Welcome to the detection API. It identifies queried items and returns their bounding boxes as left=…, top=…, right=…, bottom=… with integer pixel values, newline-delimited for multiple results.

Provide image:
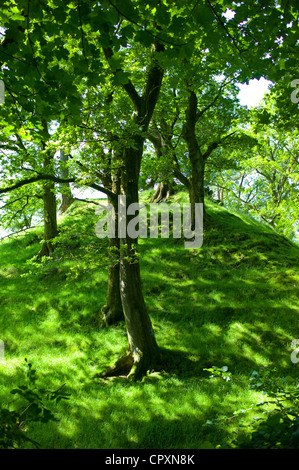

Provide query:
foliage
left=233, top=368, right=299, bottom=449
left=0, top=0, right=299, bottom=447
left=212, top=95, right=299, bottom=241
left=202, top=366, right=299, bottom=449
left=203, top=365, right=232, bottom=382
left=0, top=359, right=70, bottom=449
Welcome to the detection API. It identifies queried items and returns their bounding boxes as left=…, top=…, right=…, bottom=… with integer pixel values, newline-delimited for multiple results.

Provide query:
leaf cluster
left=235, top=368, right=299, bottom=449
left=0, top=358, right=71, bottom=449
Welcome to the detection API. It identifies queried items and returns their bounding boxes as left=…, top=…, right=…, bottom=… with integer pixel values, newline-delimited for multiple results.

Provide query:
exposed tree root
left=96, top=352, right=134, bottom=379
left=100, top=304, right=124, bottom=328
left=37, top=241, right=55, bottom=258
left=150, top=182, right=172, bottom=203
left=95, top=349, right=161, bottom=381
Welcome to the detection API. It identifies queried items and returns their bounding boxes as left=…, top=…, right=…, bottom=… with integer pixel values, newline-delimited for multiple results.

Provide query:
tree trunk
left=59, top=150, right=74, bottom=213
left=38, top=152, right=58, bottom=257
left=147, top=128, right=173, bottom=203
left=183, top=90, right=209, bottom=228
left=119, top=143, right=160, bottom=378
left=101, top=236, right=123, bottom=326
left=99, top=39, right=164, bottom=379
left=150, top=181, right=173, bottom=203
left=189, top=154, right=206, bottom=230
left=120, top=245, right=160, bottom=378
left=101, top=174, right=124, bottom=327
left=60, top=192, right=74, bottom=213
left=38, top=181, right=58, bottom=257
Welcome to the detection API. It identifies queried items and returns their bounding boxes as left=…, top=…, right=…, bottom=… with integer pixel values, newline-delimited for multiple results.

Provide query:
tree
left=0, top=0, right=298, bottom=378
left=145, top=71, right=245, bottom=228
left=0, top=0, right=167, bottom=376
left=216, top=106, right=299, bottom=240
left=0, top=103, right=59, bottom=255
left=58, top=150, right=74, bottom=213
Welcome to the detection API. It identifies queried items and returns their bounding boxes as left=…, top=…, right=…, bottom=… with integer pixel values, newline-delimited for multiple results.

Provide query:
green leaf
left=135, top=29, right=153, bottom=47
left=267, top=413, right=284, bottom=428
left=195, top=5, right=214, bottom=26
left=112, top=0, right=140, bottom=23
left=112, top=70, right=130, bottom=86
left=107, top=55, right=123, bottom=72
left=279, top=59, right=286, bottom=70
left=155, top=5, right=171, bottom=26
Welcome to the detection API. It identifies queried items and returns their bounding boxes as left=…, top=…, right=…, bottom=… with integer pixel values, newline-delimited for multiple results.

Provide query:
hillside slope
left=0, top=194, right=298, bottom=448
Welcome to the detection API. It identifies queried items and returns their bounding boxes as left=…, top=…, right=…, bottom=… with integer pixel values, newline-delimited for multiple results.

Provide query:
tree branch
left=0, top=174, right=116, bottom=202
left=102, top=46, right=142, bottom=112
left=206, top=0, right=247, bottom=62
left=196, top=78, right=234, bottom=122
left=202, top=131, right=237, bottom=161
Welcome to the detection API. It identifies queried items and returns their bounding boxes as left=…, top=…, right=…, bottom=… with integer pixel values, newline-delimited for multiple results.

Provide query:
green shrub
left=235, top=368, right=299, bottom=449
left=0, top=359, right=70, bottom=449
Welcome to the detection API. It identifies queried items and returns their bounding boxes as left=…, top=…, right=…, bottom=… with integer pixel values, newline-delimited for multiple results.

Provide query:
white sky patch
left=71, top=186, right=102, bottom=199
left=222, top=9, right=236, bottom=20
left=237, top=78, right=272, bottom=107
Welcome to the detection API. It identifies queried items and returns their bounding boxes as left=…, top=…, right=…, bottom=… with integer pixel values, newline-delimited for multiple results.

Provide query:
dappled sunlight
left=0, top=199, right=298, bottom=448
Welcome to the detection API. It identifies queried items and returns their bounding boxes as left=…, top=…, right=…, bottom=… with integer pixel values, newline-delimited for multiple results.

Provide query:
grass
left=0, top=193, right=298, bottom=448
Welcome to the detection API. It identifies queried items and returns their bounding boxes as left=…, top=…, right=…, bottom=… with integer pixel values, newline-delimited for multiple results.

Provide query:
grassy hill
left=0, top=192, right=298, bottom=449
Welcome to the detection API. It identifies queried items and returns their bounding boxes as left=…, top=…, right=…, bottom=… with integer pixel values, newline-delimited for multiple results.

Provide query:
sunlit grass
left=0, top=196, right=298, bottom=448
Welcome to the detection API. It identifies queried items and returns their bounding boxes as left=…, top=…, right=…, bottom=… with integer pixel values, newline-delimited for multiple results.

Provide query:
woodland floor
left=0, top=192, right=298, bottom=448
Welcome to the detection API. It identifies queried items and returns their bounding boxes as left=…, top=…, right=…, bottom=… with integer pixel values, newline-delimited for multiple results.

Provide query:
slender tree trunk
left=101, top=235, right=123, bottom=326
left=38, top=152, right=58, bottom=257
left=101, top=174, right=124, bottom=326
left=59, top=150, right=74, bottom=213
left=39, top=180, right=58, bottom=256
left=183, top=90, right=208, bottom=228
left=148, top=128, right=173, bottom=203
left=37, top=123, right=58, bottom=257
left=99, top=39, right=164, bottom=379
left=189, top=154, right=205, bottom=230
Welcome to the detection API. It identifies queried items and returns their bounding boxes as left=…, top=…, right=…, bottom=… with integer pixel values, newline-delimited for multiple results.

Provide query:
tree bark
left=38, top=180, right=58, bottom=257
left=38, top=152, right=58, bottom=257
left=99, top=40, right=164, bottom=379
left=147, top=129, right=174, bottom=203
left=101, top=235, right=123, bottom=326
left=183, top=90, right=207, bottom=228
left=189, top=153, right=206, bottom=229
left=150, top=181, right=173, bottom=203
left=59, top=150, right=74, bottom=213
left=119, top=142, right=160, bottom=378
left=101, top=174, right=124, bottom=327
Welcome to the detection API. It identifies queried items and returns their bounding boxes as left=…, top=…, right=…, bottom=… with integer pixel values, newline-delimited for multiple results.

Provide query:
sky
left=237, top=77, right=272, bottom=107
